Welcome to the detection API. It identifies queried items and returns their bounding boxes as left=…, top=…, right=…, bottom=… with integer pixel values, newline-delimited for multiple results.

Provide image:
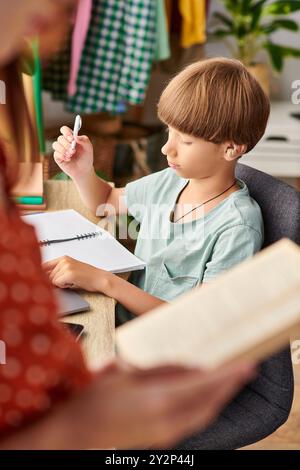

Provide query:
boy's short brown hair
left=157, top=57, right=270, bottom=154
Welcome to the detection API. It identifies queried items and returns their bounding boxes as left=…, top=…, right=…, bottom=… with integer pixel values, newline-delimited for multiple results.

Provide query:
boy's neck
left=187, top=169, right=238, bottom=202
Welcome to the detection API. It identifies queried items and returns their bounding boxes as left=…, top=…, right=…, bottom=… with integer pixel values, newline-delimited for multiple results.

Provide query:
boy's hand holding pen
left=52, top=115, right=94, bottom=180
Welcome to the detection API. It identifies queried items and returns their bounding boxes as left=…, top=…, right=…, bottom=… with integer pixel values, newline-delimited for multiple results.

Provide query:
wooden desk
left=44, top=180, right=115, bottom=371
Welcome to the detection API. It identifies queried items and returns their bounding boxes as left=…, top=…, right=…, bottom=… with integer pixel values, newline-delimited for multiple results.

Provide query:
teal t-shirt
left=116, top=168, right=263, bottom=323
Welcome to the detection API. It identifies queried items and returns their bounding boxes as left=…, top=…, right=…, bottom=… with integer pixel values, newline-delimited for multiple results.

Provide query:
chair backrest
left=177, top=164, right=300, bottom=449
left=230, top=164, right=299, bottom=446
left=236, top=163, right=300, bottom=246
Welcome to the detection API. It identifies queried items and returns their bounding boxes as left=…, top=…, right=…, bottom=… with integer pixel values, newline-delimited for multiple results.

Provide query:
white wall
left=270, top=9, right=300, bottom=99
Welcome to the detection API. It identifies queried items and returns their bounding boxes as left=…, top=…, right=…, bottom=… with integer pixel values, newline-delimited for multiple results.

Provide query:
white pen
left=71, top=114, right=82, bottom=151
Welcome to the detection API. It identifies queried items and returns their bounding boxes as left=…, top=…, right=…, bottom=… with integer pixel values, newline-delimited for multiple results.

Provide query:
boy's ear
left=224, top=143, right=247, bottom=161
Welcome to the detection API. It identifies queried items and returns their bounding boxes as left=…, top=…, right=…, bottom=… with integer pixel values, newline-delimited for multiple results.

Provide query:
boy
left=48, top=57, right=269, bottom=323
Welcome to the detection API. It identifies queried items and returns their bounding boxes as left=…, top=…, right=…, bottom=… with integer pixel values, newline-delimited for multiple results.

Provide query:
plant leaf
left=251, top=0, right=267, bottom=30
left=262, top=19, right=299, bottom=34
left=265, top=42, right=300, bottom=72
left=241, top=0, right=254, bottom=14
left=276, top=44, right=300, bottom=58
left=265, top=1, right=300, bottom=15
left=236, top=23, right=248, bottom=39
left=209, top=28, right=232, bottom=38
left=213, top=11, right=233, bottom=29
left=223, top=0, right=241, bottom=15
left=264, top=42, right=284, bottom=71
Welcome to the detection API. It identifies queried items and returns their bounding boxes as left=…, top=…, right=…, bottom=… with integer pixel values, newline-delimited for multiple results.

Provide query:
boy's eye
left=165, top=127, right=192, bottom=144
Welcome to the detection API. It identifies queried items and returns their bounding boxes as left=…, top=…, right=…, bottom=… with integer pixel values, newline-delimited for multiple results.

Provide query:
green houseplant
left=210, top=0, right=300, bottom=93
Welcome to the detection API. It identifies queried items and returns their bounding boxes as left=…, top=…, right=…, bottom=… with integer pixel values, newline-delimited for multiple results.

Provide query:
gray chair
left=176, top=163, right=300, bottom=450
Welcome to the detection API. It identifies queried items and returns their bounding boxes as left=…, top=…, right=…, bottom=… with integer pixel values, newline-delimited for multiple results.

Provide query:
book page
left=116, top=239, right=300, bottom=369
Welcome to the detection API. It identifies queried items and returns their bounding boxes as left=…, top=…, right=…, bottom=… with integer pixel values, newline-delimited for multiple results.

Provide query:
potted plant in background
left=210, top=0, right=300, bottom=95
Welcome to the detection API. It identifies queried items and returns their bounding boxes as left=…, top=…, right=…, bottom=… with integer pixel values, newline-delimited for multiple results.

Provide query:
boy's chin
left=171, top=167, right=190, bottom=178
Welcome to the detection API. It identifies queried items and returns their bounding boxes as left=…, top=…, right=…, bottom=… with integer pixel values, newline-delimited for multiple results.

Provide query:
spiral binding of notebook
left=39, top=231, right=101, bottom=246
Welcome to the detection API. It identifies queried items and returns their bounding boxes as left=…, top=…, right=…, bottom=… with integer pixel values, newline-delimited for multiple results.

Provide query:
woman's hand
left=43, top=256, right=111, bottom=292
left=64, top=359, right=257, bottom=450
left=52, top=126, right=94, bottom=180
left=0, top=358, right=256, bottom=450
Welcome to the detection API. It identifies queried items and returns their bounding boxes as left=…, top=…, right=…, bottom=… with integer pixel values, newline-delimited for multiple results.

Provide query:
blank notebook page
left=23, top=209, right=145, bottom=273
left=23, top=209, right=104, bottom=241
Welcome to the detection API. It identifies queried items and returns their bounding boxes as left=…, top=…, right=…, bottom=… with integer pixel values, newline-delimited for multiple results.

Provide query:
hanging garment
left=43, top=0, right=156, bottom=114
left=206, top=0, right=211, bottom=19
left=32, top=40, right=46, bottom=153
left=164, top=0, right=172, bottom=29
left=159, top=1, right=206, bottom=75
left=155, top=0, right=171, bottom=61
left=68, top=0, right=92, bottom=96
left=21, top=40, right=45, bottom=155
left=179, top=0, right=206, bottom=48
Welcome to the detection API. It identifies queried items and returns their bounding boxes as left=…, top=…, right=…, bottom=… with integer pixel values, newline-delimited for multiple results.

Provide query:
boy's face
left=161, top=126, right=231, bottom=180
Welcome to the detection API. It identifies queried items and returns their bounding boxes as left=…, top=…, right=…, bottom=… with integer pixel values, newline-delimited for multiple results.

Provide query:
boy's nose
left=161, top=142, right=177, bottom=158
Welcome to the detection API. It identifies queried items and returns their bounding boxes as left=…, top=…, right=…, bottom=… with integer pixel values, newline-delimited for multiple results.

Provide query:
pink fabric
left=68, top=0, right=92, bottom=96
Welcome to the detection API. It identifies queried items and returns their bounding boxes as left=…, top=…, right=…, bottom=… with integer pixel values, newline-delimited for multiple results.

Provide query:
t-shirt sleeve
left=125, top=172, right=158, bottom=224
left=202, top=225, right=263, bottom=283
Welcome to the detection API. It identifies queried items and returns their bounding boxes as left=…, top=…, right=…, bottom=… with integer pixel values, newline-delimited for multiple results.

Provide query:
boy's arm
left=102, top=273, right=166, bottom=316
left=73, top=169, right=127, bottom=216
left=44, top=257, right=165, bottom=316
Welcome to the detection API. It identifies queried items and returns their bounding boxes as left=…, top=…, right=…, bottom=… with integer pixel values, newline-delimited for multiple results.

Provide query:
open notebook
left=23, top=209, right=145, bottom=273
left=116, top=239, right=300, bottom=369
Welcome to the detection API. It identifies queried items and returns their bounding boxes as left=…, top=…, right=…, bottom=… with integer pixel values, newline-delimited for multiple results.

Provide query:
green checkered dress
left=43, top=0, right=156, bottom=113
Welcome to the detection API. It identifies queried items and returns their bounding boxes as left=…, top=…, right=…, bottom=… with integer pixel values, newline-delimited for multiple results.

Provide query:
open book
left=116, top=239, right=300, bottom=369
left=23, top=209, right=145, bottom=273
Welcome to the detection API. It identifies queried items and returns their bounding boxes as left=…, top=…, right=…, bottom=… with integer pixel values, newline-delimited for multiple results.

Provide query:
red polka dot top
left=0, top=149, right=92, bottom=437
